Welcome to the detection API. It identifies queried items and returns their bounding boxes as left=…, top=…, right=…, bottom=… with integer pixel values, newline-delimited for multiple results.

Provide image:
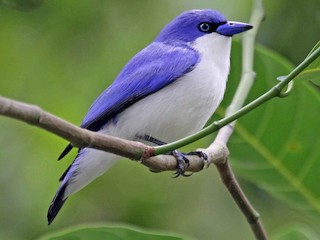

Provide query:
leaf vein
left=234, top=123, right=320, bottom=213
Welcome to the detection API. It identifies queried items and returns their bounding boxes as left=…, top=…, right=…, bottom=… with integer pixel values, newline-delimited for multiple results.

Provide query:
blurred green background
left=0, top=0, right=319, bottom=239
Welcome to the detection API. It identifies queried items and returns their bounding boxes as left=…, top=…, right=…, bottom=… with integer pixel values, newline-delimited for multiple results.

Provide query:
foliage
left=38, top=225, right=190, bottom=240
left=271, top=224, right=319, bottom=240
left=223, top=41, right=320, bottom=215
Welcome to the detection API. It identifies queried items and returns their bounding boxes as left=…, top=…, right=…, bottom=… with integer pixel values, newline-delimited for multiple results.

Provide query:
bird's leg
left=171, top=150, right=192, bottom=178
left=137, top=134, right=207, bottom=177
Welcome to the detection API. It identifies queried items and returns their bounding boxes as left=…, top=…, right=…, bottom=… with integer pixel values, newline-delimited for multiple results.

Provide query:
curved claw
left=172, top=170, right=193, bottom=178
left=171, top=150, right=194, bottom=178
left=187, top=151, right=209, bottom=168
left=187, top=151, right=208, bottom=160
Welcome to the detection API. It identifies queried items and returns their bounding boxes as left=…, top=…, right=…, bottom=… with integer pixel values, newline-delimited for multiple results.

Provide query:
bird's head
left=154, top=9, right=253, bottom=44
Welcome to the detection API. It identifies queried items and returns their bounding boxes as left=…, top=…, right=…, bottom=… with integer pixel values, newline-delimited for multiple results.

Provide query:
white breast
left=104, top=33, right=232, bottom=143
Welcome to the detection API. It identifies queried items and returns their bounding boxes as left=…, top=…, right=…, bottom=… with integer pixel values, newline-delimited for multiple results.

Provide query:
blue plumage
left=81, top=42, right=199, bottom=131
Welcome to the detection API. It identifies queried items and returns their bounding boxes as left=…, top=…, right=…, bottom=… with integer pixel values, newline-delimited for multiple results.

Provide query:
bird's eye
left=198, top=22, right=212, bottom=33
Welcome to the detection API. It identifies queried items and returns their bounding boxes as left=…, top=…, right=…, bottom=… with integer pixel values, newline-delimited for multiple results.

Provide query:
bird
left=47, top=9, right=252, bottom=224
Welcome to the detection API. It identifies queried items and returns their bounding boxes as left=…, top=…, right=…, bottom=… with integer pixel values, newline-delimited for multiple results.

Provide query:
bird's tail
left=47, top=183, right=68, bottom=225
left=47, top=148, right=118, bottom=224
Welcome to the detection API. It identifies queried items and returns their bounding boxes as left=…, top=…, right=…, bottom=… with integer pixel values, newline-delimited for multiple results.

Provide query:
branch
left=0, top=95, right=223, bottom=173
left=0, top=96, right=152, bottom=159
left=214, top=158, right=268, bottom=240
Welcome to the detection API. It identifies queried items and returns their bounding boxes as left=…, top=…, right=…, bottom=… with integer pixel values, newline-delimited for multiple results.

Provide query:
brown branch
left=214, top=156, right=268, bottom=240
left=0, top=95, right=221, bottom=173
left=0, top=95, right=153, bottom=160
left=202, top=128, right=268, bottom=239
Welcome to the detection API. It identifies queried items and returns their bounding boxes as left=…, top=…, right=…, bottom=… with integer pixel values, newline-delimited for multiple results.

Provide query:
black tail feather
left=47, top=184, right=68, bottom=225
left=58, top=144, right=73, bottom=160
left=59, top=164, right=72, bottom=182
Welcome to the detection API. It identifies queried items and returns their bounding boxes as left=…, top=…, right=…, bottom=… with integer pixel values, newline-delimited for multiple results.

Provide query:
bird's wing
left=81, top=42, right=199, bottom=131
left=58, top=42, right=199, bottom=160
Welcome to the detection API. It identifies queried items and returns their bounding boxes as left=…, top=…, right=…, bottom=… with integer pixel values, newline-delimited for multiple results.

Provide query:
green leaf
left=221, top=42, right=320, bottom=215
left=38, top=225, right=191, bottom=240
left=271, top=224, right=319, bottom=240
left=294, top=40, right=320, bottom=86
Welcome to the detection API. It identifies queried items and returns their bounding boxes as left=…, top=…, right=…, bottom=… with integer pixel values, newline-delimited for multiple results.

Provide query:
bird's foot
left=137, top=135, right=208, bottom=177
left=172, top=150, right=208, bottom=178
left=172, top=150, right=191, bottom=178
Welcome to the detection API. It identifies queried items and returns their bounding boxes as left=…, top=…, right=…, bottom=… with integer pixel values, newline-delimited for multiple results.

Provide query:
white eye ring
left=199, top=22, right=211, bottom=32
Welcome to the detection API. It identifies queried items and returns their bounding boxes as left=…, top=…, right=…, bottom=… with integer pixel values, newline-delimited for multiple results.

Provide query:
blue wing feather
left=81, top=42, right=199, bottom=131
